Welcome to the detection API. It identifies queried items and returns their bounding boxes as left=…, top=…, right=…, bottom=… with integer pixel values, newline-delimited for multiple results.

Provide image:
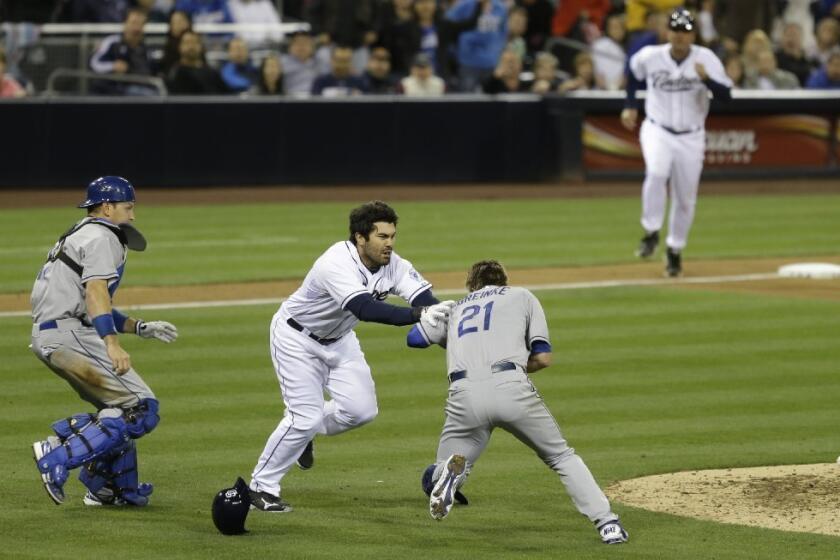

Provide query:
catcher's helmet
left=78, top=176, right=136, bottom=208
left=211, top=477, right=251, bottom=536
left=669, top=8, right=696, bottom=32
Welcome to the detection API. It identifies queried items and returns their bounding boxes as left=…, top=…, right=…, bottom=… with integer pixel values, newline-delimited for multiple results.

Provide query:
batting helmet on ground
left=211, top=477, right=251, bottom=535
left=78, top=176, right=136, bottom=208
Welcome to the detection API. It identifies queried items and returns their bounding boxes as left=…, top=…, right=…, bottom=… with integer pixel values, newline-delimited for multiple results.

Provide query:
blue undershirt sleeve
left=530, top=340, right=552, bottom=355
left=704, top=78, right=732, bottom=101
left=345, top=293, right=421, bottom=326
left=411, top=289, right=438, bottom=307
left=624, top=74, right=644, bottom=109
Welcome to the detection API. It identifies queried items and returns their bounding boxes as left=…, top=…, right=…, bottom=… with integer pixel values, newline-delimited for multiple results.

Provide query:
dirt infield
left=607, top=463, right=840, bottom=537
left=2, top=255, right=839, bottom=313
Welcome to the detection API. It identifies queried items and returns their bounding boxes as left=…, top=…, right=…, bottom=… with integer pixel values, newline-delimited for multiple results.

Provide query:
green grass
left=1, top=287, right=839, bottom=559
left=1, top=193, right=838, bottom=292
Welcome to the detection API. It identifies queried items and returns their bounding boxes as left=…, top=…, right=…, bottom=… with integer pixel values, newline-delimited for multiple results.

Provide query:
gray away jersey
left=444, top=286, right=550, bottom=377
left=31, top=218, right=126, bottom=324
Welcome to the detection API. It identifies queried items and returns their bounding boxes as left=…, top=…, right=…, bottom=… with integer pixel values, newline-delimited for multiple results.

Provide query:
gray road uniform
left=31, top=217, right=154, bottom=408
left=409, top=285, right=618, bottom=526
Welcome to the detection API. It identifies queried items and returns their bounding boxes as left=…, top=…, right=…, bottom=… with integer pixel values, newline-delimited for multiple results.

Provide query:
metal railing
left=45, top=68, right=167, bottom=96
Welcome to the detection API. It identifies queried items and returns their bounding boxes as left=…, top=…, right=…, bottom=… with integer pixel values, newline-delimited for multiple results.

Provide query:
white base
left=777, top=263, right=840, bottom=279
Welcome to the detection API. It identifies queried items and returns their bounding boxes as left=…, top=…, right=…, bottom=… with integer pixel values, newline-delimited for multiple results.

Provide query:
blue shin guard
left=111, top=440, right=152, bottom=505
left=37, top=409, right=129, bottom=479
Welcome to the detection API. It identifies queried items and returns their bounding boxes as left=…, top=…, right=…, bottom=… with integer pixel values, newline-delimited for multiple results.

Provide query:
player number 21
left=457, top=302, right=494, bottom=337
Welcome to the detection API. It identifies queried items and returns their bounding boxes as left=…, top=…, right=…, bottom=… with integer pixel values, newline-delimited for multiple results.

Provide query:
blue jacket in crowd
left=805, top=68, right=840, bottom=89
left=174, top=0, right=233, bottom=23
left=446, top=0, right=507, bottom=70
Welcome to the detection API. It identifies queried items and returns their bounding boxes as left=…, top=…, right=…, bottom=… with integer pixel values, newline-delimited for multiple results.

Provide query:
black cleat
left=296, top=440, right=314, bottom=470
left=454, top=490, right=469, bottom=505
left=250, top=491, right=293, bottom=513
left=665, top=247, right=682, bottom=277
left=635, top=231, right=659, bottom=258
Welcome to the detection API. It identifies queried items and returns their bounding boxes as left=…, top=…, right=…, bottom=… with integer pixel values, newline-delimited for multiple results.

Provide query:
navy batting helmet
left=669, top=8, right=696, bottom=32
left=78, top=176, right=136, bottom=208
left=211, top=477, right=251, bottom=536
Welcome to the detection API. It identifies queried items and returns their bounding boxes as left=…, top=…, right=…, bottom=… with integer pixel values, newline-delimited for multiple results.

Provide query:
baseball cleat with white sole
left=32, top=439, right=65, bottom=505
left=250, top=490, right=293, bottom=513
left=429, top=454, right=467, bottom=521
left=598, top=520, right=629, bottom=544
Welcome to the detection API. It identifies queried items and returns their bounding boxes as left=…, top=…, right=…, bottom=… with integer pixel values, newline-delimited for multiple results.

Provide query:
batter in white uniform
left=621, top=8, right=732, bottom=277
left=249, top=201, right=454, bottom=512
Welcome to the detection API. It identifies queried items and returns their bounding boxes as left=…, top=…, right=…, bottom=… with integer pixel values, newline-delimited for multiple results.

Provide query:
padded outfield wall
left=0, top=92, right=838, bottom=187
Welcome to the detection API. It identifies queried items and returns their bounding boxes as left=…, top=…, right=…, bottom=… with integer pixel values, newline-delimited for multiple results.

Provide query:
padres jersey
left=282, top=241, right=431, bottom=339
left=31, top=218, right=126, bottom=324
left=629, top=44, right=731, bottom=131
left=444, top=286, right=549, bottom=378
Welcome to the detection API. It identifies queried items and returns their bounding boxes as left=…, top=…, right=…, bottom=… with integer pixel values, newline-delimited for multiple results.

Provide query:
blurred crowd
left=0, top=0, right=839, bottom=97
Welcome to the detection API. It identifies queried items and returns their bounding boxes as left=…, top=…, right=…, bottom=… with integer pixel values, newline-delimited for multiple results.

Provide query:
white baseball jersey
left=629, top=44, right=731, bottom=131
left=282, top=241, right=432, bottom=339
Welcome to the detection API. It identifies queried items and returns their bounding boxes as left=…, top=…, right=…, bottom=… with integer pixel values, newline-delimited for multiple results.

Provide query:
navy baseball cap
left=669, top=8, right=696, bottom=32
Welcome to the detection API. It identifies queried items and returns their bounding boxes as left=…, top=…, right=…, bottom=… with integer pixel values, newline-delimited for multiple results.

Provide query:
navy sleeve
left=530, top=341, right=552, bottom=355
left=412, top=289, right=439, bottom=307
left=345, top=293, right=422, bottom=326
left=704, top=78, right=732, bottom=102
left=624, top=73, right=644, bottom=109
left=406, top=325, right=431, bottom=348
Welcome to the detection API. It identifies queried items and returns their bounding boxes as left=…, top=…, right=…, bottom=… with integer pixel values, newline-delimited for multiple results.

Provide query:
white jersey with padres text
left=629, top=44, right=732, bottom=132
left=283, top=240, right=431, bottom=339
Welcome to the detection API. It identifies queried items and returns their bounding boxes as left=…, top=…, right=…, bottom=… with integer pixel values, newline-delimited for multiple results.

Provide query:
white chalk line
left=0, top=272, right=781, bottom=319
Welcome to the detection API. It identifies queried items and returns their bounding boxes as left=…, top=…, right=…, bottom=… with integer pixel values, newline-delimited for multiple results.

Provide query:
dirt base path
left=2, top=255, right=839, bottom=313
left=607, top=463, right=840, bottom=537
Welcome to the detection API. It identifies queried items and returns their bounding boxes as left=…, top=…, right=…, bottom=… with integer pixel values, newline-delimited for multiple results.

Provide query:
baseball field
left=1, top=183, right=839, bottom=559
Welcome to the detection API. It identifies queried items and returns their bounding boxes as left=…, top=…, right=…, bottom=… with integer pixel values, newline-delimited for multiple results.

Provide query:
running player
left=621, top=8, right=732, bottom=277
left=249, top=201, right=454, bottom=512
left=408, top=260, right=628, bottom=545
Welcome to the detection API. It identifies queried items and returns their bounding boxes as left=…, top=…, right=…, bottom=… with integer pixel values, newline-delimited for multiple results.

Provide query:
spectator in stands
left=71, top=0, right=130, bottom=22
left=506, top=6, right=528, bottom=62
left=716, top=0, right=777, bottom=44
left=89, top=8, right=154, bottom=95
left=160, top=10, right=193, bottom=77
left=377, top=0, right=417, bottom=78
left=282, top=31, right=326, bottom=96
left=482, top=47, right=531, bottom=92
left=551, top=0, right=611, bottom=41
left=743, top=49, right=800, bottom=89
left=591, top=13, right=627, bottom=91
left=806, top=47, right=840, bottom=88
left=724, top=53, right=745, bottom=88
left=311, top=45, right=368, bottom=96
left=818, top=0, right=840, bottom=19
left=517, top=0, right=554, bottom=54
left=809, top=17, right=840, bottom=65
left=167, top=30, right=231, bottom=93
left=305, top=0, right=378, bottom=73
left=531, top=51, right=565, bottom=93
left=626, top=10, right=669, bottom=61
left=363, top=46, right=397, bottom=93
left=447, top=0, right=508, bottom=92
left=624, top=0, right=683, bottom=38
left=741, top=29, right=773, bottom=75
left=776, top=22, right=818, bottom=86
left=257, top=53, right=284, bottom=94
left=228, top=0, right=282, bottom=46
left=398, top=52, right=446, bottom=96
left=174, top=0, right=233, bottom=25
left=558, top=51, right=597, bottom=92
left=220, top=37, right=258, bottom=92
left=0, top=47, right=26, bottom=98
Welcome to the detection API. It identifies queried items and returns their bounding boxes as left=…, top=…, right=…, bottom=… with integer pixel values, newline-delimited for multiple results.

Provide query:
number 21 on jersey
left=458, top=301, right=494, bottom=337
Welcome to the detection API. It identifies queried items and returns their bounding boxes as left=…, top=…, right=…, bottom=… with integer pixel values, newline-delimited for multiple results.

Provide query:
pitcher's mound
left=607, top=463, right=840, bottom=536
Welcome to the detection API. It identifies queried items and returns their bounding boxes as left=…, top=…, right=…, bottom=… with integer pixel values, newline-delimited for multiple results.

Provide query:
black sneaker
left=665, top=247, right=682, bottom=277
left=296, top=441, right=314, bottom=470
left=250, top=491, right=293, bottom=513
left=635, top=231, right=659, bottom=258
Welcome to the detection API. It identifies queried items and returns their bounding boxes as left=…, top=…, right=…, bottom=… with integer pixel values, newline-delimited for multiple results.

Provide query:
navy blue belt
left=39, top=320, right=58, bottom=331
left=448, top=361, right=518, bottom=384
left=287, top=318, right=340, bottom=345
left=650, top=118, right=698, bottom=135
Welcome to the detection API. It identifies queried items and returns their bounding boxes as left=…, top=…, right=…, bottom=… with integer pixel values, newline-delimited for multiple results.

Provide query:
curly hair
left=348, top=200, right=398, bottom=242
left=466, top=260, right=508, bottom=292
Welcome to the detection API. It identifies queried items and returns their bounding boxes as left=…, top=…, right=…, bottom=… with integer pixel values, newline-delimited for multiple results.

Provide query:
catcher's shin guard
left=37, top=409, right=129, bottom=478
left=110, top=440, right=153, bottom=506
